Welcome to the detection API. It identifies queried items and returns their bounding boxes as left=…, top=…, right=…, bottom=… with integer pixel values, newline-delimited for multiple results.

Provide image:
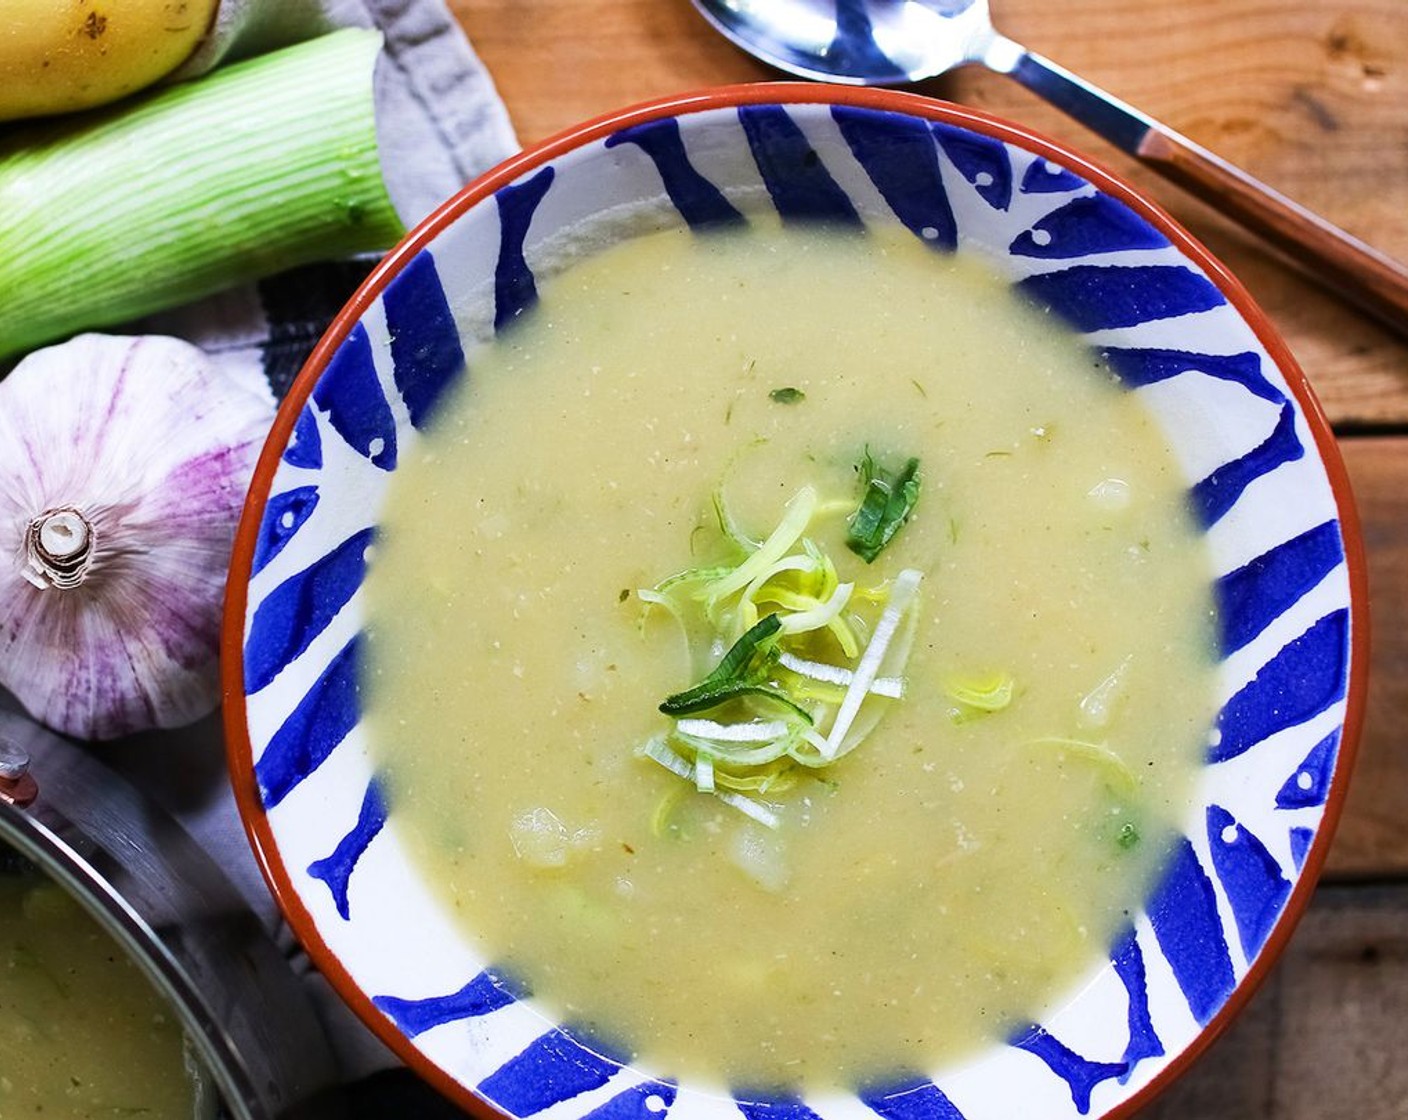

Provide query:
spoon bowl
left=693, top=0, right=1001, bottom=85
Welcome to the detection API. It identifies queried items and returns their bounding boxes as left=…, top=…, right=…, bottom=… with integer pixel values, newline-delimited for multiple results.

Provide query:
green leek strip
left=1027, top=737, right=1138, bottom=796
left=665, top=681, right=813, bottom=723
left=947, top=673, right=1015, bottom=715
left=0, top=29, right=404, bottom=362
left=659, top=614, right=784, bottom=716
left=712, top=485, right=763, bottom=551
left=847, top=452, right=922, bottom=563
left=703, top=486, right=818, bottom=606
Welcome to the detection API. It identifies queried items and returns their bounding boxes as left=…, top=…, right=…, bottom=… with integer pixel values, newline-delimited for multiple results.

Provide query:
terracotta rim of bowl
left=222, top=82, right=1370, bottom=1120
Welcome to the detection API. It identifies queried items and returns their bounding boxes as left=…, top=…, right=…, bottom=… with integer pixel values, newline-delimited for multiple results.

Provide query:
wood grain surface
left=1333, top=438, right=1408, bottom=879
left=1141, top=882, right=1408, bottom=1119
left=439, top=5, right=1408, bottom=1114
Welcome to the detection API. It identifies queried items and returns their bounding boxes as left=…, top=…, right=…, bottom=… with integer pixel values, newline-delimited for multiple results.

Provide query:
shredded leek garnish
left=712, top=487, right=762, bottom=553
left=823, top=568, right=922, bottom=759
left=946, top=672, right=1016, bottom=721
left=776, top=652, right=904, bottom=698
left=636, top=737, right=783, bottom=830
left=704, top=486, right=818, bottom=605
left=635, top=468, right=1132, bottom=835
left=657, top=615, right=811, bottom=721
left=637, top=480, right=924, bottom=828
left=1027, top=736, right=1138, bottom=796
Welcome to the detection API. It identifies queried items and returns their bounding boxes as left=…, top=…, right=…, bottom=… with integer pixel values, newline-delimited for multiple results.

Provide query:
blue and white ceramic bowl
left=224, top=86, right=1367, bottom=1120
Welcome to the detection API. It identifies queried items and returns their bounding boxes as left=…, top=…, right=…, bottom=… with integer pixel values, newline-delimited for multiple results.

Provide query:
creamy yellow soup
left=363, top=221, right=1216, bottom=1091
left=0, top=863, right=198, bottom=1118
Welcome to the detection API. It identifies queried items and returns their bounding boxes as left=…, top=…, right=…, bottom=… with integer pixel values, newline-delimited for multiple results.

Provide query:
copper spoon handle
left=993, top=41, right=1408, bottom=336
left=1135, top=125, right=1408, bottom=331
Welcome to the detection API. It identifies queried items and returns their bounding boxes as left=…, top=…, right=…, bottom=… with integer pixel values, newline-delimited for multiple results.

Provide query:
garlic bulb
left=0, top=334, right=275, bottom=740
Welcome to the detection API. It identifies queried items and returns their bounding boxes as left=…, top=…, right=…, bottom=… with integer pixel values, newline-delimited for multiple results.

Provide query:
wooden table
left=442, top=3, right=1408, bottom=1115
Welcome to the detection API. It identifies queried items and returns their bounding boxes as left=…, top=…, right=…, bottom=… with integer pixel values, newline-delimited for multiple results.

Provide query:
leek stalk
left=0, top=28, right=405, bottom=362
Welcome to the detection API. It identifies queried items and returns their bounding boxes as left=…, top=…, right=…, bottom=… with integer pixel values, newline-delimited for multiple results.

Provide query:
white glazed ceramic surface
left=228, top=89, right=1363, bottom=1120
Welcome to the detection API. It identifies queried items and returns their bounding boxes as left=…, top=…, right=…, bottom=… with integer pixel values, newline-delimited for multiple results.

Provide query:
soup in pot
left=0, top=852, right=199, bottom=1118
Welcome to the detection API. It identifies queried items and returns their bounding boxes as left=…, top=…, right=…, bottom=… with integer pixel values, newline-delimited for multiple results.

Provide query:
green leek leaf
left=659, top=614, right=783, bottom=716
left=846, top=449, right=921, bottom=563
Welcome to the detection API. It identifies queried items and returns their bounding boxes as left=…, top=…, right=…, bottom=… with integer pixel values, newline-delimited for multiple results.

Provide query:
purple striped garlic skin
left=0, top=333, right=275, bottom=740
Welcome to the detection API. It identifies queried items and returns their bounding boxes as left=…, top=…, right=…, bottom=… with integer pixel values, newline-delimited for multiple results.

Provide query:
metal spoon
left=691, top=0, right=1408, bottom=336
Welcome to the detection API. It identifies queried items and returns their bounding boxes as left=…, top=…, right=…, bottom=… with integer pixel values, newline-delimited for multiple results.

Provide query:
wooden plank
left=449, top=0, right=1408, bottom=426
left=1326, top=436, right=1408, bottom=878
left=1141, top=881, right=1408, bottom=1119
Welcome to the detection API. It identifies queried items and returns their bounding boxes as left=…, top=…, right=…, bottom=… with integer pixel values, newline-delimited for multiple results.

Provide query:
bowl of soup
left=223, top=84, right=1367, bottom=1119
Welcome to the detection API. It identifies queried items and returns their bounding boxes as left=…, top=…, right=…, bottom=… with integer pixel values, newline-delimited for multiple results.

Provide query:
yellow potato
left=0, top=0, right=218, bottom=121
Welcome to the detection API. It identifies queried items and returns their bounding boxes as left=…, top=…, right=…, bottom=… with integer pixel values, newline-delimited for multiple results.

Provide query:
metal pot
left=0, top=700, right=340, bottom=1120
